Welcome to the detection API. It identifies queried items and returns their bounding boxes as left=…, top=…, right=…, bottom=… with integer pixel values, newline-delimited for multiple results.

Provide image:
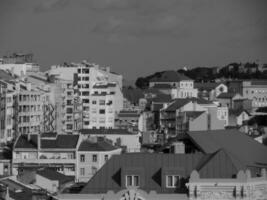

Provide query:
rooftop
left=80, top=150, right=246, bottom=194
left=14, top=134, right=79, bottom=149
left=79, top=129, right=138, bottom=135
left=216, top=92, right=237, bottom=99
left=36, top=168, right=74, bottom=185
left=78, top=138, right=119, bottom=152
left=186, top=130, right=267, bottom=169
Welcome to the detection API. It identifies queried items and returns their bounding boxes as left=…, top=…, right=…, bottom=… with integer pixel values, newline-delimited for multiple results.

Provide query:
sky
left=0, top=0, right=266, bottom=81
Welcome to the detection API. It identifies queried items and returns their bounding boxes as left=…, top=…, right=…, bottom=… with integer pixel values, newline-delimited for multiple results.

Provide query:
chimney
left=87, top=136, right=98, bottom=143
left=171, top=142, right=185, bottom=154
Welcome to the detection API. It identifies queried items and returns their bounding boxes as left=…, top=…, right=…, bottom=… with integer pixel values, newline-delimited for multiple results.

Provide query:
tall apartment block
left=77, top=62, right=123, bottom=129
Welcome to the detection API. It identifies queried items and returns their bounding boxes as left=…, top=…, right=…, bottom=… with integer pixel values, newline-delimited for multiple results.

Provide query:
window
left=83, top=99, right=89, bottom=103
left=166, top=175, right=180, bottom=188
left=92, top=154, right=97, bottom=162
left=104, top=155, right=108, bottom=161
left=99, top=109, right=105, bottom=114
left=99, top=100, right=105, bottom=105
left=80, top=154, right=85, bottom=162
left=126, top=175, right=139, bottom=187
left=92, top=100, right=97, bottom=104
left=67, top=100, right=72, bottom=105
left=92, top=167, right=97, bottom=175
left=80, top=168, right=85, bottom=176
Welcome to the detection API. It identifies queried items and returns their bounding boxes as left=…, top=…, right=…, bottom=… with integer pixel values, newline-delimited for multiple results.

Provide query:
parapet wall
left=187, top=169, right=267, bottom=200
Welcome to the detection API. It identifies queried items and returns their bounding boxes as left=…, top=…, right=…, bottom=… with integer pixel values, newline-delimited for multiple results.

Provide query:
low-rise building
left=195, top=82, right=227, bottom=100
left=79, top=129, right=141, bottom=152
left=12, top=133, right=81, bottom=176
left=76, top=137, right=121, bottom=182
left=160, top=98, right=228, bottom=137
left=115, top=110, right=140, bottom=129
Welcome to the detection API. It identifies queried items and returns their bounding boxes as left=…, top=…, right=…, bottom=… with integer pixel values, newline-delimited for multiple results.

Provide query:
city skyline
left=0, top=0, right=267, bottom=80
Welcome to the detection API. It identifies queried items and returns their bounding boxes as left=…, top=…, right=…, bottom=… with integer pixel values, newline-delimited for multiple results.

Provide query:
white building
left=76, top=137, right=121, bottom=182
left=77, top=62, right=123, bottom=129
left=12, top=133, right=82, bottom=176
left=148, top=70, right=198, bottom=99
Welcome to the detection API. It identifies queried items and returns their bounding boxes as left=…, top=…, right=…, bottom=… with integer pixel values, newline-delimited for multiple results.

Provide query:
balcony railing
left=13, top=158, right=76, bottom=164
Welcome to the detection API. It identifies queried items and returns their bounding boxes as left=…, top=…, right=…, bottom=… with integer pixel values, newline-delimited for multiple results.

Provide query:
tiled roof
left=0, top=69, right=15, bottom=81
left=150, top=71, right=192, bottom=82
left=163, top=99, right=190, bottom=112
left=80, top=153, right=203, bottom=194
left=14, top=134, right=79, bottom=149
left=80, top=150, right=247, bottom=194
left=152, top=84, right=173, bottom=89
left=194, top=82, right=222, bottom=91
left=229, top=109, right=250, bottom=117
left=78, top=138, right=118, bottom=152
left=37, top=168, right=74, bottom=185
left=216, top=92, right=236, bottom=99
left=79, top=129, right=138, bottom=135
left=184, top=111, right=205, bottom=119
left=187, top=130, right=267, bottom=169
left=151, top=93, right=172, bottom=103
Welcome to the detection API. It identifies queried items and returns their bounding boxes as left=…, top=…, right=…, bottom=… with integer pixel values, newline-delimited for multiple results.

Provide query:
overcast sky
left=0, top=0, right=266, bottom=80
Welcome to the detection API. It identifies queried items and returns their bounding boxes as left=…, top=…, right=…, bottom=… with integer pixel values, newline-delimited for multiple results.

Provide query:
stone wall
left=187, top=169, right=267, bottom=200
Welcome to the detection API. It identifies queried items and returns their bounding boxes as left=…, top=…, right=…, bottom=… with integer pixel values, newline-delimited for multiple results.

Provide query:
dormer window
left=166, top=175, right=180, bottom=188
left=126, top=175, right=139, bottom=187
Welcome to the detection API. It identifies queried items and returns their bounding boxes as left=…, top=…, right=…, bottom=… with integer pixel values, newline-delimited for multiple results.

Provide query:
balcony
left=13, top=158, right=76, bottom=164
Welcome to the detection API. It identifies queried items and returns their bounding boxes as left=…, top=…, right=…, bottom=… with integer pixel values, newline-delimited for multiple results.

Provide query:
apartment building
left=77, top=62, right=123, bottom=129
left=160, top=98, right=228, bottom=137
left=54, top=80, right=83, bottom=134
left=16, top=82, right=50, bottom=135
left=12, top=133, right=81, bottom=176
left=242, top=80, right=267, bottom=108
left=148, top=70, right=198, bottom=99
left=76, top=137, right=121, bottom=182
left=195, top=82, right=228, bottom=100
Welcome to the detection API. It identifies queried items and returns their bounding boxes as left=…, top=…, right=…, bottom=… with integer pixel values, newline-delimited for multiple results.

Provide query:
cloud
left=34, top=0, right=70, bottom=13
left=89, top=0, right=194, bottom=41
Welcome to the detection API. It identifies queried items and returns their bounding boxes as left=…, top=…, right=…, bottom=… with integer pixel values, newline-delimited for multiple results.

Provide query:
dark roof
left=187, top=130, right=267, bottom=168
left=151, top=93, right=172, bottom=103
left=163, top=98, right=212, bottom=112
left=0, top=178, right=48, bottom=200
left=78, top=139, right=118, bottom=152
left=152, top=84, right=173, bottom=89
left=14, top=134, right=79, bottom=149
left=163, top=99, right=190, bottom=112
left=151, top=103, right=164, bottom=111
left=247, top=115, right=267, bottom=126
left=255, top=107, right=267, bottom=113
left=80, top=151, right=247, bottom=194
left=194, top=82, right=221, bottom=91
left=79, top=129, right=138, bottom=135
left=80, top=153, right=203, bottom=194
left=229, top=109, right=250, bottom=117
left=150, top=71, right=192, bottom=82
left=36, top=168, right=74, bottom=185
left=217, top=92, right=236, bottom=99
left=184, top=111, right=205, bottom=119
